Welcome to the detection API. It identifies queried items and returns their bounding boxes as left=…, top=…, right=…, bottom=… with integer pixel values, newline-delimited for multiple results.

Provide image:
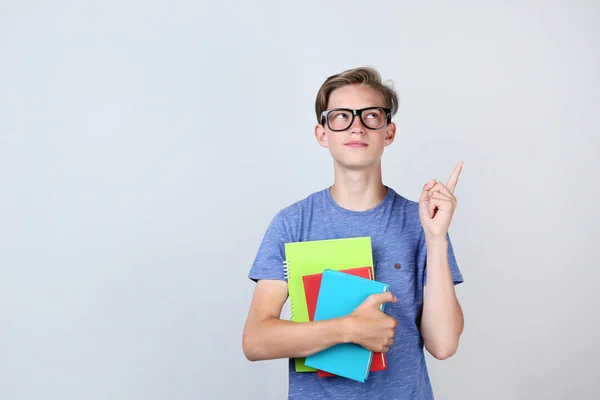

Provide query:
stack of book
left=283, top=237, right=390, bottom=383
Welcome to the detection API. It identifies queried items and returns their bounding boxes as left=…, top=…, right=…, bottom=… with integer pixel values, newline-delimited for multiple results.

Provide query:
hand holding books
left=343, top=292, right=398, bottom=353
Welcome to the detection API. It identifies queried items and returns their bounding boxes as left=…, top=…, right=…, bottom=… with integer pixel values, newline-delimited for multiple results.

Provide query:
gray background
left=1, top=1, right=599, bottom=399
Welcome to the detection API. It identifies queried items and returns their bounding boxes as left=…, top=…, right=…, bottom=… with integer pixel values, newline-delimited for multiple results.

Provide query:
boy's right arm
left=242, top=279, right=349, bottom=361
left=242, top=279, right=398, bottom=362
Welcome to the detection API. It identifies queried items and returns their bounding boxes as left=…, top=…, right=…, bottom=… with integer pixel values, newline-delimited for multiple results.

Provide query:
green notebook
left=283, top=236, right=374, bottom=372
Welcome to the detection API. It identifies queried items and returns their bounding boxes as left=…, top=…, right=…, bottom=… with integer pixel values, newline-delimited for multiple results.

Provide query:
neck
left=329, top=161, right=387, bottom=211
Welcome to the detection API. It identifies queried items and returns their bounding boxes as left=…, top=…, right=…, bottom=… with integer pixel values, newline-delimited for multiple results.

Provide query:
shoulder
left=388, top=187, right=421, bottom=219
left=280, top=188, right=327, bottom=213
left=273, top=188, right=328, bottom=221
left=266, top=188, right=329, bottom=236
left=384, top=187, right=426, bottom=245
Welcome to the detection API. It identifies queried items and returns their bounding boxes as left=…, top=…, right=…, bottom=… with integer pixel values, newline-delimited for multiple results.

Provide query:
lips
left=344, top=141, right=368, bottom=148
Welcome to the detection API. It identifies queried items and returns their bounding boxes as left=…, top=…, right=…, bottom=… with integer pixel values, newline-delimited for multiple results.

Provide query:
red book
left=302, top=266, right=387, bottom=378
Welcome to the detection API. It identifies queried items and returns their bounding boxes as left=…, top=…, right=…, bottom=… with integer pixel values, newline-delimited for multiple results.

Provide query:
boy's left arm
left=418, top=162, right=464, bottom=360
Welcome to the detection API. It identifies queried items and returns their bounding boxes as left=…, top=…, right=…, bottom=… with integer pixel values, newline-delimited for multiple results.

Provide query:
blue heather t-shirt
left=248, top=186, right=463, bottom=400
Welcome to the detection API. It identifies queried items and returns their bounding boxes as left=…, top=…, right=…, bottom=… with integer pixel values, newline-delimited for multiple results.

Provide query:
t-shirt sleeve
left=420, top=232, right=464, bottom=286
left=248, top=211, right=290, bottom=282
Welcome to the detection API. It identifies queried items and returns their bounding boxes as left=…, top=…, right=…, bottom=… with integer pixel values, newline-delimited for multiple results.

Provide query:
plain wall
left=1, top=1, right=599, bottom=399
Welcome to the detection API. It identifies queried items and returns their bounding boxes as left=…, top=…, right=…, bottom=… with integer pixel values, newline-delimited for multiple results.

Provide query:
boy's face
left=315, top=84, right=396, bottom=171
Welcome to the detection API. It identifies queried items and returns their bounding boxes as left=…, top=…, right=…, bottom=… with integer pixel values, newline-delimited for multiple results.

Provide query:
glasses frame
left=320, top=107, right=392, bottom=132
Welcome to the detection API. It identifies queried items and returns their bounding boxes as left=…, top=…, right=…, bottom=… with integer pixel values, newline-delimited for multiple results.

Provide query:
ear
left=315, top=124, right=329, bottom=148
left=384, top=122, right=396, bottom=146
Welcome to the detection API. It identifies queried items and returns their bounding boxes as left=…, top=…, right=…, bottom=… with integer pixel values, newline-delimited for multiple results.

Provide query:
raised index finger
left=446, top=161, right=463, bottom=194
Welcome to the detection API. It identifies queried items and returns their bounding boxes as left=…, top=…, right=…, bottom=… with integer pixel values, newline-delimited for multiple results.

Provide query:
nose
left=348, top=112, right=366, bottom=135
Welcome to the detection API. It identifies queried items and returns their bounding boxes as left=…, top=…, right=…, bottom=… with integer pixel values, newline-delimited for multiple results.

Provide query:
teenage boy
left=242, top=66, right=464, bottom=400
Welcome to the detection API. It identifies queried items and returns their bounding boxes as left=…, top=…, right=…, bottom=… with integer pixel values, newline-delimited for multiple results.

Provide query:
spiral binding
left=283, top=260, right=294, bottom=319
left=283, top=260, right=290, bottom=279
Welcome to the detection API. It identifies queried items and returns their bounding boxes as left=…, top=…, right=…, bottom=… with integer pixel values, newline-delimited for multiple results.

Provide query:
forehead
left=327, top=84, right=385, bottom=109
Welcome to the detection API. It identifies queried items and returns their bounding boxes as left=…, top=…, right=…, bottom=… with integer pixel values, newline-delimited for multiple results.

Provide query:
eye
left=363, top=109, right=384, bottom=119
left=332, top=111, right=350, bottom=119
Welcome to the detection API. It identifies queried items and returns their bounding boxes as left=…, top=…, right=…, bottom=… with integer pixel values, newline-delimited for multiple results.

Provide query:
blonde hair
left=315, top=66, right=399, bottom=123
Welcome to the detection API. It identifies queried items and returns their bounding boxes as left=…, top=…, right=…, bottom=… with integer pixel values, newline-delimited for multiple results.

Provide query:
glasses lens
left=327, top=109, right=353, bottom=131
left=360, top=108, right=387, bottom=129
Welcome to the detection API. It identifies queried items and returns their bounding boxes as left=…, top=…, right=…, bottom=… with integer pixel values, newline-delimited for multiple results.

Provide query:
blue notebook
left=304, top=269, right=390, bottom=383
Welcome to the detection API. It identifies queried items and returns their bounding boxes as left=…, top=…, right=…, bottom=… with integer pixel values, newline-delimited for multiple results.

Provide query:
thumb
left=419, top=179, right=436, bottom=202
left=419, top=180, right=436, bottom=219
left=366, top=291, right=397, bottom=307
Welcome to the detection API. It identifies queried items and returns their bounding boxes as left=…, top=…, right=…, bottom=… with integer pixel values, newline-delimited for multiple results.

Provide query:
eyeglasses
left=320, top=107, right=392, bottom=132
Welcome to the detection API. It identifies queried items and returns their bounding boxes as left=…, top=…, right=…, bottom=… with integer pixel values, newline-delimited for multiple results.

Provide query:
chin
left=334, top=156, right=381, bottom=171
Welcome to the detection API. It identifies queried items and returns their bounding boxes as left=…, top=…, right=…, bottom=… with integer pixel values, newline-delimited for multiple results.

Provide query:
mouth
left=344, top=141, right=368, bottom=148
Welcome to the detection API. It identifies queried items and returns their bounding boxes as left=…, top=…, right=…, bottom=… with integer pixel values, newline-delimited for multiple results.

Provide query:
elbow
left=422, top=316, right=464, bottom=360
left=242, top=333, right=258, bottom=362
left=426, top=340, right=459, bottom=360
left=242, top=329, right=264, bottom=362
left=429, top=347, right=457, bottom=360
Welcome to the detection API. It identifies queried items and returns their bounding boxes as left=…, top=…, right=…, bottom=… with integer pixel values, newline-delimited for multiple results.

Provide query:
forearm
left=243, top=316, right=349, bottom=361
left=421, top=236, right=464, bottom=359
